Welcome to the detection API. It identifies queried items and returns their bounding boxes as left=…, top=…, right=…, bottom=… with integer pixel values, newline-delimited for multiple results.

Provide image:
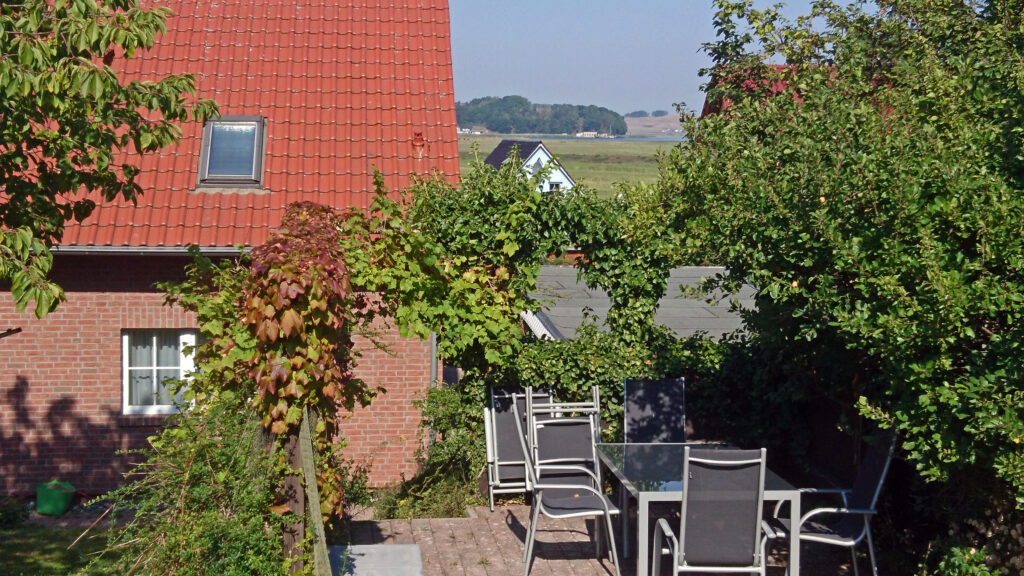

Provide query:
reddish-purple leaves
left=240, top=201, right=373, bottom=439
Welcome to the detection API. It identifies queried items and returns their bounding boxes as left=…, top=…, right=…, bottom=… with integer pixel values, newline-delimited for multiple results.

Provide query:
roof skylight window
left=197, top=115, right=266, bottom=187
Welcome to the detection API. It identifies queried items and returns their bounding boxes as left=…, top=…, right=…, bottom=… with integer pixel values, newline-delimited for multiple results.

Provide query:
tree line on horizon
left=456, top=95, right=627, bottom=135
left=624, top=109, right=671, bottom=118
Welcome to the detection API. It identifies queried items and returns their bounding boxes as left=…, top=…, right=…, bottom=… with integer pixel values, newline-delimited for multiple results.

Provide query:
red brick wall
left=339, top=332, right=434, bottom=484
left=0, top=254, right=432, bottom=495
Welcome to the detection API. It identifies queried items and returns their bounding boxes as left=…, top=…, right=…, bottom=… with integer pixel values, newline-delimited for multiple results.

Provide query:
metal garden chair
left=514, top=386, right=621, bottom=576
left=483, top=387, right=551, bottom=510
left=773, top=431, right=897, bottom=576
left=624, top=377, right=687, bottom=444
left=652, top=447, right=773, bottom=576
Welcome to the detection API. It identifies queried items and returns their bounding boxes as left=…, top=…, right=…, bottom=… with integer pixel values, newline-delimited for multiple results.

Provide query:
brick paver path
left=348, top=504, right=836, bottom=576
left=351, top=505, right=618, bottom=576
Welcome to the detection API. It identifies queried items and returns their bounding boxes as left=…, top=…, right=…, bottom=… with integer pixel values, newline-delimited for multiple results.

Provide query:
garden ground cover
left=0, top=524, right=116, bottom=576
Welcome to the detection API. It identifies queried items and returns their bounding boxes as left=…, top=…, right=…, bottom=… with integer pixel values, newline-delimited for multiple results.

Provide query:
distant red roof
left=700, top=64, right=801, bottom=118
left=60, top=0, right=458, bottom=251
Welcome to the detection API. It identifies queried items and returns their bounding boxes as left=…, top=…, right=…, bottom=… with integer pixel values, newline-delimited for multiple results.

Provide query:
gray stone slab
left=329, top=544, right=423, bottom=576
left=533, top=265, right=756, bottom=340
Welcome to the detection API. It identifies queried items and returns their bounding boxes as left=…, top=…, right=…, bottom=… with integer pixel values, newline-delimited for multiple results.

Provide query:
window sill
left=193, top=186, right=270, bottom=195
left=118, top=414, right=172, bottom=428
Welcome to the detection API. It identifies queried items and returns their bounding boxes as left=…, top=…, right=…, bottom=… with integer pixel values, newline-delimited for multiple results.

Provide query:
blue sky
left=448, top=0, right=815, bottom=115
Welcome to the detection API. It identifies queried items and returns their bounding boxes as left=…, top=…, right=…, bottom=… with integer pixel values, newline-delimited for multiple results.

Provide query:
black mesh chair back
left=534, top=416, right=598, bottom=497
left=514, top=390, right=551, bottom=456
left=624, top=377, right=686, bottom=443
left=484, top=387, right=551, bottom=509
left=492, top=389, right=527, bottom=484
left=679, top=447, right=766, bottom=569
left=847, top=431, right=896, bottom=512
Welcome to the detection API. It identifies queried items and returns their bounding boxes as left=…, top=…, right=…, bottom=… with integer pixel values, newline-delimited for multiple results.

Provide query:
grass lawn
left=458, top=134, right=679, bottom=198
left=0, top=525, right=118, bottom=576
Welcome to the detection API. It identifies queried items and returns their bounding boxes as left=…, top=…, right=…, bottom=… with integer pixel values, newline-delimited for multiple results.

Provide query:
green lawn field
left=457, top=135, right=680, bottom=198
left=0, top=525, right=117, bottom=576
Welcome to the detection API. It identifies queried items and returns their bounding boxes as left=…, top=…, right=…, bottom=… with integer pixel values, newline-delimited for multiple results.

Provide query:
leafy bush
left=934, top=547, right=1001, bottom=576
left=668, top=0, right=1024, bottom=506
left=397, top=159, right=570, bottom=371
left=373, top=382, right=488, bottom=519
left=337, top=459, right=373, bottom=508
left=920, top=474, right=1024, bottom=575
left=92, top=392, right=289, bottom=576
left=656, top=0, right=1024, bottom=567
left=516, top=323, right=723, bottom=442
left=0, top=495, right=27, bottom=527
left=562, top=183, right=680, bottom=340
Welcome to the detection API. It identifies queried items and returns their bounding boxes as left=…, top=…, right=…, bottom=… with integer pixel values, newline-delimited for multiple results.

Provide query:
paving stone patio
left=348, top=504, right=837, bottom=576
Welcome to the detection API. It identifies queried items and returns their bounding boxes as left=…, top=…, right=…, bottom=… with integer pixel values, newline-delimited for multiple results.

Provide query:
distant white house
left=483, top=140, right=575, bottom=193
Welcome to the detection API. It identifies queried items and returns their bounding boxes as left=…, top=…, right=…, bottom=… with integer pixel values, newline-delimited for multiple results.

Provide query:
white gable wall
left=522, top=145, right=575, bottom=193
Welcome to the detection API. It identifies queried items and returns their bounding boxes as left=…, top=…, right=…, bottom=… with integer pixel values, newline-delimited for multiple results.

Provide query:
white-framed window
left=121, top=330, right=196, bottom=415
left=197, top=115, right=266, bottom=187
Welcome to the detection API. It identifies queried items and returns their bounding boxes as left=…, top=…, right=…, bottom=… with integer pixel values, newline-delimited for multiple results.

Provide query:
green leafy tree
left=578, top=104, right=628, bottom=134
left=564, top=182, right=680, bottom=341
left=549, top=103, right=582, bottom=134
left=455, top=96, right=627, bottom=135
left=340, top=162, right=571, bottom=504
left=0, top=0, right=217, bottom=316
left=660, top=0, right=1024, bottom=568
left=348, top=161, right=567, bottom=372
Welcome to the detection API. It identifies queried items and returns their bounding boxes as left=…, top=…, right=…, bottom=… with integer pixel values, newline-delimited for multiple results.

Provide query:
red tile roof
left=60, top=0, right=458, bottom=251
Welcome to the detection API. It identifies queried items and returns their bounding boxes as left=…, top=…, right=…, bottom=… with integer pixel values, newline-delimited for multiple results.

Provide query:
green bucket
left=36, top=480, right=75, bottom=516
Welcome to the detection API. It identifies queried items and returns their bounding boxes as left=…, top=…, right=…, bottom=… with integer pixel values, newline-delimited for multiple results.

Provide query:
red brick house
left=0, top=0, right=459, bottom=494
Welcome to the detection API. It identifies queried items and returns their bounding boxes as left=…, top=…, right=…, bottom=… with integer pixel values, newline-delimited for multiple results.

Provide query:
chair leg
left=850, top=546, right=860, bottom=576
left=866, top=527, right=879, bottom=576
left=489, top=486, right=495, bottom=512
left=524, top=501, right=542, bottom=568
left=602, top=513, right=622, bottom=576
left=759, top=536, right=768, bottom=576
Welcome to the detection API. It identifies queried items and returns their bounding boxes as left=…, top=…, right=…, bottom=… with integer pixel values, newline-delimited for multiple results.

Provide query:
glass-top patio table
left=595, top=442, right=801, bottom=576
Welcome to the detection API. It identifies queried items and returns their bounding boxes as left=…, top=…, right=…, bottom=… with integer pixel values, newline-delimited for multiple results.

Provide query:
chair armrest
left=535, top=482, right=619, bottom=517
left=537, top=463, right=601, bottom=485
left=800, top=487, right=851, bottom=507
left=652, top=517, right=679, bottom=576
left=799, top=487, right=850, bottom=495
left=653, top=517, right=679, bottom=555
left=762, top=517, right=788, bottom=539
left=800, top=506, right=876, bottom=526
left=533, top=481, right=606, bottom=497
left=774, top=487, right=851, bottom=517
left=483, top=409, right=496, bottom=463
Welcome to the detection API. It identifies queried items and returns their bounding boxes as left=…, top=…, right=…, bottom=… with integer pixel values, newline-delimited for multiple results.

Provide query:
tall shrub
left=97, top=391, right=287, bottom=576
left=659, top=0, right=1024, bottom=568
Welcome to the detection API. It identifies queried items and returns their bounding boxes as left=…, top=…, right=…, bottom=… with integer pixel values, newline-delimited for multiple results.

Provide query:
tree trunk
left=283, top=429, right=305, bottom=573
left=301, top=407, right=331, bottom=575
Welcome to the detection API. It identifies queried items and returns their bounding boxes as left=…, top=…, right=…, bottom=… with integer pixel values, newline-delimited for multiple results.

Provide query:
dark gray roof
left=483, top=140, right=544, bottom=169
left=532, top=266, right=756, bottom=340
